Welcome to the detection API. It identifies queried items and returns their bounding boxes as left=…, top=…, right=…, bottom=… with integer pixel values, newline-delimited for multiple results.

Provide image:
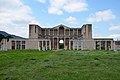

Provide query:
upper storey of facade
left=29, top=24, right=92, bottom=39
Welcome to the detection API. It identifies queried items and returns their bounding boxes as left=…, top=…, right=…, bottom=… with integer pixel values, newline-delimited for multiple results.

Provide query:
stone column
left=20, top=41, right=22, bottom=50
left=57, top=37, right=59, bottom=50
left=77, top=29, right=78, bottom=36
left=111, top=41, right=114, bottom=50
left=53, top=29, right=54, bottom=35
left=105, top=41, right=107, bottom=50
left=73, top=41, right=75, bottom=50
left=81, top=40, right=83, bottom=50
left=46, top=41, right=47, bottom=50
left=45, top=29, right=46, bottom=35
left=69, top=41, right=71, bottom=50
left=38, top=41, right=40, bottom=51
left=49, top=29, right=50, bottom=35
left=69, top=29, right=70, bottom=36
left=42, top=41, right=43, bottom=50
left=100, top=41, right=101, bottom=50
left=53, top=38, right=54, bottom=50
left=49, top=40, right=51, bottom=50
left=57, top=29, right=59, bottom=35
left=15, top=40, right=16, bottom=50
left=69, top=37, right=70, bottom=50
left=77, top=40, right=79, bottom=50
left=9, top=40, right=12, bottom=50
left=64, top=38, right=66, bottom=49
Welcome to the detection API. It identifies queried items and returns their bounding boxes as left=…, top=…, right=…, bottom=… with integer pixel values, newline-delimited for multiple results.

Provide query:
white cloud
left=86, top=9, right=116, bottom=22
left=0, top=0, right=38, bottom=38
left=109, top=34, right=120, bottom=39
left=50, top=0, right=65, bottom=7
left=37, top=0, right=46, bottom=3
left=48, top=7, right=63, bottom=15
left=65, top=16, right=77, bottom=24
left=48, top=0, right=88, bottom=15
left=63, top=1, right=88, bottom=12
left=109, top=25, right=120, bottom=31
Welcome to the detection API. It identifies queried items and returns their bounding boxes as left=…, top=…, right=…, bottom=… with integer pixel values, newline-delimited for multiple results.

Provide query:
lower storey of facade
left=1, top=38, right=119, bottom=51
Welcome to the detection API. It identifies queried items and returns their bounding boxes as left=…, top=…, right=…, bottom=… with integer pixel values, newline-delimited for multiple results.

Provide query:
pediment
left=53, top=24, right=70, bottom=29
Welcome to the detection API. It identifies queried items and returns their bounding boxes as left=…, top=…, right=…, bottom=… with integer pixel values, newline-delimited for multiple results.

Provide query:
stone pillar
left=38, top=41, right=40, bottom=51
left=69, top=29, right=70, bottom=36
left=53, top=29, right=54, bottom=35
left=46, top=41, right=47, bottom=50
left=100, top=41, right=101, bottom=50
left=49, top=29, right=50, bottom=35
left=69, top=37, right=70, bottom=49
left=15, top=41, right=16, bottom=50
left=73, top=29, right=74, bottom=36
left=9, top=40, right=12, bottom=50
left=77, top=40, right=79, bottom=50
left=49, top=40, right=51, bottom=50
left=73, top=41, right=75, bottom=50
left=111, top=41, right=114, bottom=50
left=42, top=41, right=43, bottom=50
left=57, top=37, right=59, bottom=50
left=105, top=41, right=107, bottom=50
left=57, top=28, right=59, bottom=35
left=69, top=41, right=71, bottom=50
left=81, top=40, right=83, bottom=50
left=53, top=38, right=54, bottom=50
left=64, top=38, right=66, bottom=49
left=20, top=41, right=22, bottom=50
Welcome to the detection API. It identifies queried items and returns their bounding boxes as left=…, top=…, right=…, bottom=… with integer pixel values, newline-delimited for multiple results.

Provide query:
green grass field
left=0, top=50, right=120, bottom=80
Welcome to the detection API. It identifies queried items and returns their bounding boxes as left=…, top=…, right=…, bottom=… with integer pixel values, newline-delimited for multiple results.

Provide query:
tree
left=0, top=34, right=5, bottom=42
left=0, top=34, right=13, bottom=42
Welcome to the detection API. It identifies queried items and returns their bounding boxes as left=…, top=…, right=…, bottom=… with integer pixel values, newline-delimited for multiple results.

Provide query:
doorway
left=59, top=40, right=64, bottom=49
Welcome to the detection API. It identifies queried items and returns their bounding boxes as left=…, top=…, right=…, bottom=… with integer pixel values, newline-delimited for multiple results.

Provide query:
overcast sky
left=0, top=0, right=120, bottom=39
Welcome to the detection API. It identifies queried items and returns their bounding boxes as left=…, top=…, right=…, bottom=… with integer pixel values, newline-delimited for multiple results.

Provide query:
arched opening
left=59, top=39, right=64, bottom=49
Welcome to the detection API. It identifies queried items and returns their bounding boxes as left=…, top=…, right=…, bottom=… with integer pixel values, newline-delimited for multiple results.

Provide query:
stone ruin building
left=0, top=24, right=120, bottom=51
